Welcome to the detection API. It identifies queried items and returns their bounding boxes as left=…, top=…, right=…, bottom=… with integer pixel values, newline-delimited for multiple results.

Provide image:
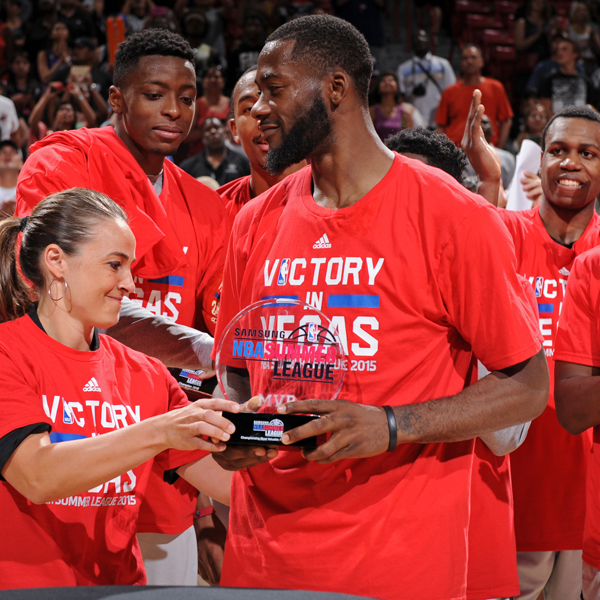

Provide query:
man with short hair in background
left=180, top=116, right=250, bottom=186
left=397, top=29, right=456, bottom=128
left=539, top=37, right=597, bottom=116
left=436, top=44, right=513, bottom=149
left=218, top=67, right=306, bottom=220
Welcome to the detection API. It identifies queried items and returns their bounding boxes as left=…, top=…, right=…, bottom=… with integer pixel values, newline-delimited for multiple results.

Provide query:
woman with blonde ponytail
left=0, top=188, right=239, bottom=589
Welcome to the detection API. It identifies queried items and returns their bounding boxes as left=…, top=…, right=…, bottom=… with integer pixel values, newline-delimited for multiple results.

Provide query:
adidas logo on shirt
left=83, top=377, right=101, bottom=392
left=559, top=267, right=570, bottom=276
left=313, top=233, right=332, bottom=249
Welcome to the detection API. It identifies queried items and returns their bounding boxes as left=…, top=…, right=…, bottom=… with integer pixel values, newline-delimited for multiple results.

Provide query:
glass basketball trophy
left=215, top=298, right=346, bottom=449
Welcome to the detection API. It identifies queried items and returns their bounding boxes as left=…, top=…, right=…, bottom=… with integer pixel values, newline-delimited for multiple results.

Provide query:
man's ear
left=109, top=85, right=124, bottom=115
left=327, top=71, right=351, bottom=110
left=229, top=117, right=240, bottom=144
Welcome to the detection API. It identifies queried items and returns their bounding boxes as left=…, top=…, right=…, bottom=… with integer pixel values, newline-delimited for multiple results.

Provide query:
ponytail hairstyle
left=0, top=188, right=128, bottom=322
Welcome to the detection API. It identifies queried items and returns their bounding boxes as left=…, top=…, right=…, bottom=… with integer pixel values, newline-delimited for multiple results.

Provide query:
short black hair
left=541, top=105, right=600, bottom=151
left=265, top=15, right=372, bottom=104
left=113, top=29, right=194, bottom=88
left=56, top=100, right=76, bottom=112
left=462, top=43, right=483, bottom=59
left=386, top=127, right=467, bottom=184
left=231, top=66, right=258, bottom=112
left=553, top=36, right=579, bottom=57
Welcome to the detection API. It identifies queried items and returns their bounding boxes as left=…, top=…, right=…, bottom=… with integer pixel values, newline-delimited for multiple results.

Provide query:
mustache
left=259, top=118, right=284, bottom=128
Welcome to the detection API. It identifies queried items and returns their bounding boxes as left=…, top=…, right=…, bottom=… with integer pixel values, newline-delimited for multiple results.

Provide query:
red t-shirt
left=435, top=78, right=513, bottom=146
left=554, top=246, right=600, bottom=569
left=15, top=127, right=230, bottom=535
left=214, top=157, right=541, bottom=600
left=499, top=207, right=599, bottom=552
left=0, top=315, right=207, bottom=589
left=218, top=175, right=253, bottom=220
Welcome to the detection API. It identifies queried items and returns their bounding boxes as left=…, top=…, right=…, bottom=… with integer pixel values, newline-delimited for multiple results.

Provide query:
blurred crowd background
left=0, top=0, right=597, bottom=215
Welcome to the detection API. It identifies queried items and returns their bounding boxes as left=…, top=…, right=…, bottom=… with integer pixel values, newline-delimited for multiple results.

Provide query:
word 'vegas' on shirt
left=131, top=276, right=182, bottom=321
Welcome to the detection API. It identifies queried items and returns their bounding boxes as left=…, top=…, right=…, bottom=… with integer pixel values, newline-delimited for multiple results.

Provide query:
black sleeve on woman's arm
left=0, top=423, right=51, bottom=481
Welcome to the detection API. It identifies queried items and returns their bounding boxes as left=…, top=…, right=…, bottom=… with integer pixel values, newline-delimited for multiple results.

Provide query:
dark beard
left=265, top=92, right=333, bottom=175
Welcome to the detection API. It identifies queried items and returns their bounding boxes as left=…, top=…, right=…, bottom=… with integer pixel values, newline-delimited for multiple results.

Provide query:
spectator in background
left=180, top=116, right=250, bottom=184
left=568, top=2, right=600, bottom=75
left=143, top=6, right=181, bottom=33
left=58, top=0, right=96, bottom=41
left=6, top=51, right=42, bottom=123
left=175, top=0, right=232, bottom=69
left=436, top=44, right=513, bottom=149
left=538, top=37, right=597, bottom=115
left=72, top=37, right=112, bottom=100
left=66, top=65, right=108, bottom=125
left=122, top=0, right=154, bottom=34
left=0, top=140, right=22, bottom=217
left=182, top=9, right=221, bottom=74
left=369, top=71, right=424, bottom=142
left=29, top=88, right=77, bottom=143
left=333, top=0, right=385, bottom=70
left=227, top=13, right=266, bottom=90
left=186, top=65, right=230, bottom=156
left=236, top=0, right=280, bottom=35
left=5, top=0, right=26, bottom=50
left=0, top=94, right=22, bottom=148
left=514, top=0, right=554, bottom=96
left=25, top=0, right=56, bottom=71
left=515, top=0, right=552, bottom=64
left=37, top=20, right=71, bottom=85
left=397, top=29, right=456, bottom=128
left=512, top=102, right=549, bottom=152
left=526, top=34, right=586, bottom=95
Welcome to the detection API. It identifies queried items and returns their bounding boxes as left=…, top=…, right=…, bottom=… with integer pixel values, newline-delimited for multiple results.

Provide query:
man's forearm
left=555, top=361, right=600, bottom=435
left=393, top=348, right=548, bottom=444
left=105, top=298, right=214, bottom=371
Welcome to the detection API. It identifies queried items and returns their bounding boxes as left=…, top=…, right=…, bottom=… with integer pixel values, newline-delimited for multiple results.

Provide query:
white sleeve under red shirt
left=0, top=315, right=208, bottom=589
left=213, top=155, right=542, bottom=600
left=497, top=207, right=600, bottom=554
left=555, top=247, right=600, bottom=571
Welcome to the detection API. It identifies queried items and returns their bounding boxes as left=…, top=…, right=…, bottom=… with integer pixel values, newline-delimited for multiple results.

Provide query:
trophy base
left=223, top=411, right=320, bottom=449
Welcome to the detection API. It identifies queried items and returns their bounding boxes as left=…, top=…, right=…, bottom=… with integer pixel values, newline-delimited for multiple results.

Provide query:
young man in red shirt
left=436, top=44, right=513, bottom=149
left=15, top=30, right=230, bottom=585
left=212, top=15, right=548, bottom=600
left=218, top=66, right=306, bottom=220
left=555, top=249, right=600, bottom=600
left=463, top=95, right=600, bottom=600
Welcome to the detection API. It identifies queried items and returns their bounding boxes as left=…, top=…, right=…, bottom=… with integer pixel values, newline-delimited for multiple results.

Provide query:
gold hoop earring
left=48, top=276, right=68, bottom=302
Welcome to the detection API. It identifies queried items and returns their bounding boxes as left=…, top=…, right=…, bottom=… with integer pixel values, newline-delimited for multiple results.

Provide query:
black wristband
left=382, top=405, right=397, bottom=452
